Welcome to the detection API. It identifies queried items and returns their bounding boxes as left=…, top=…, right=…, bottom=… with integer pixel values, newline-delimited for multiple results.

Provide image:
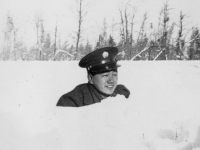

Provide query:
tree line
left=1, top=0, right=200, bottom=61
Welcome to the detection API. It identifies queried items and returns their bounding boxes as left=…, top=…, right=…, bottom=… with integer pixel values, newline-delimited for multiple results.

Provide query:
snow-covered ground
left=0, top=61, right=200, bottom=150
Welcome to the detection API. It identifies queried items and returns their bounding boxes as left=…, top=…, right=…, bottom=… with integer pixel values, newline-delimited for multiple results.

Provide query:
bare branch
left=125, top=9, right=129, bottom=43
left=136, top=12, right=147, bottom=43
left=119, top=9, right=125, bottom=45
left=154, top=50, right=163, bottom=60
left=131, top=45, right=150, bottom=60
left=52, top=49, right=75, bottom=60
left=183, top=28, right=194, bottom=41
left=183, top=34, right=199, bottom=49
left=75, top=0, right=83, bottom=59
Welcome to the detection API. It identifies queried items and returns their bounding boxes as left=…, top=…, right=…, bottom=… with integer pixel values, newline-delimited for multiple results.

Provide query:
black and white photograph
left=0, top=0, right=200, bottom=149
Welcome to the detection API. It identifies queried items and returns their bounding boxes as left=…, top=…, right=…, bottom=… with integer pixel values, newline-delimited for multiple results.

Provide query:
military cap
left=79, top=47, right=120, bottom=74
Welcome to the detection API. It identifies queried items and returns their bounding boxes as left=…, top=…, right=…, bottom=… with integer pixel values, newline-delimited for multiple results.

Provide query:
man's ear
left=88, top=73, right=93, bottom=84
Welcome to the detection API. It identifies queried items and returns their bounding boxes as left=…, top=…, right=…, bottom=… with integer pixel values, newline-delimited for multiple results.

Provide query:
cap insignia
left=102, top=60, right=106, bottom=64
left=106, top=66, right=109, bottom=70
left=87, top=66, right=92, bottom=70
left=102, top=51, right=109, bottom=58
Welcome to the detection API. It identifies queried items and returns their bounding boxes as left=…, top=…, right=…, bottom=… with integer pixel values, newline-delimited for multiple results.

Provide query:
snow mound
left=0, top=61, right=200, bottom=150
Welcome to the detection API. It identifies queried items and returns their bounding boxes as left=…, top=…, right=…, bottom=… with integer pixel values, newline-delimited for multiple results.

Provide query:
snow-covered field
left=0, top=61, right=200, bottom=150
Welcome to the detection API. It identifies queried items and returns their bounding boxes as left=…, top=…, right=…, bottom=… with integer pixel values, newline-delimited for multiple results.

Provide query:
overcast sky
left=1, top=0, right=200, bottom=47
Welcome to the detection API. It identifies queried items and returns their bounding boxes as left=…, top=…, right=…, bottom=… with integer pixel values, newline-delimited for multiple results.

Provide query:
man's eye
left=102, top=74, right=108, bottom=77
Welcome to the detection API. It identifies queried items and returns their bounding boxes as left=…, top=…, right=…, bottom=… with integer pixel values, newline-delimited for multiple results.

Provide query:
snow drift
left=0, top=61, right=200, bottom=150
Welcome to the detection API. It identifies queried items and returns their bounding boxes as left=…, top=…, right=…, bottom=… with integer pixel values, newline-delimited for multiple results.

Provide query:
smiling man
left=56, top=47, right=130, bottom=107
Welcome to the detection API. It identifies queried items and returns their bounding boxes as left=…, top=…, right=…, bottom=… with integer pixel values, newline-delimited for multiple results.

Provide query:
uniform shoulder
left=56, top=83, right=88, bottom=107
left=114, top=84, right=130, bottom=98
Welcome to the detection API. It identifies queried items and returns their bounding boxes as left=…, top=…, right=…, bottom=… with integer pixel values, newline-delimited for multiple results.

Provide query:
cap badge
left=102, top=51, right=109, bottom=58
left=102, top=60, right=106, bottom=64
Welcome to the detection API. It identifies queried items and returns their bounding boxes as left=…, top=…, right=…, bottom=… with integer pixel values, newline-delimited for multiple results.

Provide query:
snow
left=0, top=61, right=200, bottom=150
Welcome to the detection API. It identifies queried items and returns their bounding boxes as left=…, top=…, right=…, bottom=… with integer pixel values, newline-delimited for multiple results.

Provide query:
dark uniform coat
left=57, top=83, right=130, bottom=107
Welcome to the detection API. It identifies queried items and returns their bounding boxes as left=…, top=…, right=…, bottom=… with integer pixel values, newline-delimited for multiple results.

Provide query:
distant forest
left=1, top=0, right=200, bottom=61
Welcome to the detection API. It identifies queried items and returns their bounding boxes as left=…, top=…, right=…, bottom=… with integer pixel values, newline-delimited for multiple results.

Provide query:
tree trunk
left=54, top=25, right=57, bottom=61
left=75, top=0, right=83, bottom=60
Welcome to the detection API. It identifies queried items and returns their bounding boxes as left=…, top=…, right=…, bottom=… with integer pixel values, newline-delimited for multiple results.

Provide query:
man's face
left=90, top=71, right=118, bottom=95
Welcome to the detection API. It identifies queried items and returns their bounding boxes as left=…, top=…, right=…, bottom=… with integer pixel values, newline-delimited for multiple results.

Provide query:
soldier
left=56, top=47, right=130, bottom=107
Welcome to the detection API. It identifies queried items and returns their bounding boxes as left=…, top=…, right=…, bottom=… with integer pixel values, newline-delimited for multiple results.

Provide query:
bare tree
left=2, top=14, right=20, bottom=61
left=174, top=11, right=186, bottom=59
left=34, top=13, right=44, bottom=60
left=131, top=1, right=176, bottom=61
left=119, top=9, right=125, bottom=47
left=3, top=14, right=14, bottom=60
left=125, top=8, right=129, bottom=44
left=65, top=0, right=94, bottom=59
left=159, top=1, right=170, bottom=60
left=188, top=27, right=200, bottom=60
left=136, top=12, right=147, bottom=45
left=130, top=8, right=136, bottom=47
left=118, top=0, right=137, bottom=60
left=131, top=12, right=148, bottom=60
left=75, top=0, right=83, bottom=59
left=53, top=21, right=58, bottom=60
left=96, top=18, right=108, bottom=48
left=35, top=14, right=40, bottom=46
left=72, top=0, right=92, bottom=59
left=152, top=1, right=171, bottom=60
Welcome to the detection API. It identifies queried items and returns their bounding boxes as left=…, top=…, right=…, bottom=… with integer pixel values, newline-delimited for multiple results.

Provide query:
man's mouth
left=106, top=85, right=115, bottom=88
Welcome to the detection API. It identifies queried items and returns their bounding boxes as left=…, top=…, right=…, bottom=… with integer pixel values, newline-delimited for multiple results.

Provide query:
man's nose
left=107, top=75, right=114, bottom=84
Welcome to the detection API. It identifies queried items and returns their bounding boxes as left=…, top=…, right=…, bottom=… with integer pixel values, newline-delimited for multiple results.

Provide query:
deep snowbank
left=0, top=61, right=200, bottom=150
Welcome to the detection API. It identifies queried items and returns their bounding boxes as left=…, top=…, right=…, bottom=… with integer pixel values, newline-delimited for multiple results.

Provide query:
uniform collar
left=81, top=84, right=130, bottom=106
left=83, top=83, right=107, bottom=105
